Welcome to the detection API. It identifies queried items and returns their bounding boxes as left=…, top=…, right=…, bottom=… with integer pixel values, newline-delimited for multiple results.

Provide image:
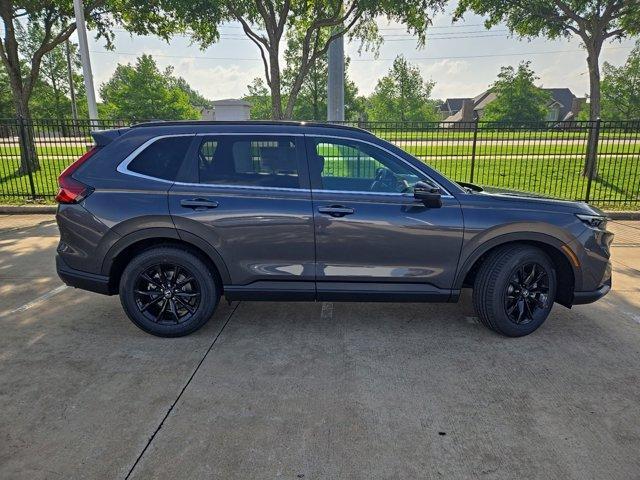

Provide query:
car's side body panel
left=310, top=191, right=464, bottom=289
left=169, top=185, right=316, bottom=285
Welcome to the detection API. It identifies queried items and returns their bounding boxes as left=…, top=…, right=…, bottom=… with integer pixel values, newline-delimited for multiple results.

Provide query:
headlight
left=576, top=214, right=608, bottom=229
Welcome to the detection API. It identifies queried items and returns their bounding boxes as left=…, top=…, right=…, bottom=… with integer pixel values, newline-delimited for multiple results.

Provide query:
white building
left=201, top=99, right=251, bottom=121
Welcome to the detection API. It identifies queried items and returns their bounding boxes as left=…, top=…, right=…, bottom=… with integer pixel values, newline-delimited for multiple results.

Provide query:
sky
left=82, top=4, right=639, bottom=103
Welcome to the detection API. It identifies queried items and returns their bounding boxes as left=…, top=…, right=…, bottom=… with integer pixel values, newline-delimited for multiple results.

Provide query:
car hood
left=458, top=182, right=606, bottom=215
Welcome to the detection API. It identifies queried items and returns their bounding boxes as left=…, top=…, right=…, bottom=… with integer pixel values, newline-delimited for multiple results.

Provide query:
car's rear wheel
left=473, top=245, right=557, bottom=337
left=119, top=247, right=219, bottom=337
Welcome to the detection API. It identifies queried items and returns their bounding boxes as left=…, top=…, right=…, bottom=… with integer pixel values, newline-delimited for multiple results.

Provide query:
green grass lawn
left=374, top=129, right=640, bottom=142
left=320, top=152, right=639, bottom=210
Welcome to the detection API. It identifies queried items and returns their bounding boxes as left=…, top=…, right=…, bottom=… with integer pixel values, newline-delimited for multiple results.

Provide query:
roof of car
left=130, top=120, right=373, bottom=135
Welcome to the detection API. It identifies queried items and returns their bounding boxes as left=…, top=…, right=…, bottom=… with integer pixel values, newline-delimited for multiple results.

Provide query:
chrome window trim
left=305, top=133, right=453, bottom=198
left=116, top=134, right=195, bottom=184
left=117, top=131, right=454, bottom=198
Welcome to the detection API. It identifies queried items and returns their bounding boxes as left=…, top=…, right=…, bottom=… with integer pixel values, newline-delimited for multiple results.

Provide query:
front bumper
left=56, top=254, right=112, bottom=295
left=572, top=278, right=612, bottom=305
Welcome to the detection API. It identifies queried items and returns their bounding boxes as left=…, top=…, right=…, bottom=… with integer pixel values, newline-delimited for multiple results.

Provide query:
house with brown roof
left=442, top=88, right=585, bottom=122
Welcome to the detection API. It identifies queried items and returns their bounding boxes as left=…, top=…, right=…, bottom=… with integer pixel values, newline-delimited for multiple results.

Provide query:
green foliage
left=245, top=35, right=365, bottom=122
left=600, top=40, right=640, bottom=120
left=481, top=62, right=551, bottom=124
left=22, top=23, right=88, bottom=119
left=99, top=55, right=201, bottom=121
left=169, top=76, right=214, bottom=110
left=366, top=55, right=440, bottom=122
left=244, top=78, right=273, bottom=120
left=454, top=0, right=639, bottom=41
left=0, top=67, right=14, bottom=118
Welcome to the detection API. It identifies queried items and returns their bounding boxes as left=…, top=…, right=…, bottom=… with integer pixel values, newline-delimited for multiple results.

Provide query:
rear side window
left=127, top=136, right=193, bottom=181
left=198, top=136, right=301, bottom=189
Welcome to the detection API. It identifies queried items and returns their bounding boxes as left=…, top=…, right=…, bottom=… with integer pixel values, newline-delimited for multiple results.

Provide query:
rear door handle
left=180, top=198, right=219, bottom=210
left=317, top=205, right=355, bottom=217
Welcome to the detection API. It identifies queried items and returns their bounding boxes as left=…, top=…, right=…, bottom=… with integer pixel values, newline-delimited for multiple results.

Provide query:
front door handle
left=180, top=198, right=219, bottom=210
left=318, top=205, right=355, bottom=217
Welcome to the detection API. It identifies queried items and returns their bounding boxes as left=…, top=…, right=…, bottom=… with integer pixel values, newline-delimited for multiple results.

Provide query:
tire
left=119, top=247, right=219, bottom=337
left=473, top=245, right=557, bottom=337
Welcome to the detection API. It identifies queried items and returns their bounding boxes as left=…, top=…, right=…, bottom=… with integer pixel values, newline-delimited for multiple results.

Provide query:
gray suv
left=55, top=121, right=613, bottom=337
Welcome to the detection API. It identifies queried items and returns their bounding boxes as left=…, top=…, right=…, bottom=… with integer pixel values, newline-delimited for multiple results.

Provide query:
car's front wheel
left=473, top=245, right=557, bottom=337
left=119, top=247, right=219, bottom=337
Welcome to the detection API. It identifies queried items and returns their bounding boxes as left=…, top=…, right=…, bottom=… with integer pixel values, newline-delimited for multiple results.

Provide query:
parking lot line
left=0, top=285, right=67, bottom=318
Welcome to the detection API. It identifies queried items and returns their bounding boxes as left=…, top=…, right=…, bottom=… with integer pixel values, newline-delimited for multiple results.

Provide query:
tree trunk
left=268, top=51, right=284, bottom=120
left=14, top=93, right=39, bottom=174
left=583, top=41, right=602, bottom=177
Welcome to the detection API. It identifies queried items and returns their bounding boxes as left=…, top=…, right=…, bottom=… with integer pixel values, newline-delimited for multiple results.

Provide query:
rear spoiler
left=91, top=128, right=129, bottom=146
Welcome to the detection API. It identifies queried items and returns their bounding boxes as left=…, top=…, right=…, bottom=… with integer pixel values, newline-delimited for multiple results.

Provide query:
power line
left=88, top=45, right=632, bottom=63
left=352, top=46, right=632, bottom=61
left=384, top=33, right=508, bottom=41
left=107, top=28, right=510, bottom=40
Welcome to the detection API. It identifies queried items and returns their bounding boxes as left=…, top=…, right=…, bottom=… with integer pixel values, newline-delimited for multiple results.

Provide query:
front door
left=305, top=135, right=464, bottom=301
left=169, top=134, right=315, bottom=297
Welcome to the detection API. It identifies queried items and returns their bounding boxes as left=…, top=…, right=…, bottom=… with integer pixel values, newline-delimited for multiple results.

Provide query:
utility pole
left=73, top=0, right=99, bottom=121
left=327, top=31, right=344, bottom=122
left=65, top=41, right=79, bottom=122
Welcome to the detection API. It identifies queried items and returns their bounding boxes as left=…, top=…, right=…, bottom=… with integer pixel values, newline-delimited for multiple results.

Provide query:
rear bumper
left=572, top=278, right=611, bottom=305
left=56, top=255, right=112, bottom=295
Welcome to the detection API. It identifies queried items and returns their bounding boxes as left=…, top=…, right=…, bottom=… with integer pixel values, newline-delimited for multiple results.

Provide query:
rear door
left=169, top=133, right=315, bottom=295
left=306, top=135, right=464, bottom=300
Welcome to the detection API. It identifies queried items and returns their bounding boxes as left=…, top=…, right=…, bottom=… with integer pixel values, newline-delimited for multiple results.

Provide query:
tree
left=281, top=24, right=363, bottom=121
left=600, top=39, right=640, bottom=120
left=22, top=23, right=86, bottom=122
left=244, top=78, right=274, bottom=120
left=169, top=76, right=214, bottom=110
left=99, top=55, right=201, bottom=122
left=481, top=61, right=551, bottom=124
left=454, top=0, right=640, bottom=175
left=365, top=55, right=441, bottom=122
left=0, top=1, right=122, bottom=173
left=123, top=0, right=446, bottom=119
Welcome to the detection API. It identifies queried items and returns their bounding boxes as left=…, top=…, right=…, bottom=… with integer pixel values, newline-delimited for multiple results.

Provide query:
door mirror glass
left=414, top=181, right=442, bottom=208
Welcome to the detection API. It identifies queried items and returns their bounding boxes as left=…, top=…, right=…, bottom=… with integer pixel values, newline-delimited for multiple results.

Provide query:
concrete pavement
left=0, top=215, right=639, bottom=479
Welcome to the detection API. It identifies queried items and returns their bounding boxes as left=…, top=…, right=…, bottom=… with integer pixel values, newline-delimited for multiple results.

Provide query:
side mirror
left=414, top=181, right=442, bottom=208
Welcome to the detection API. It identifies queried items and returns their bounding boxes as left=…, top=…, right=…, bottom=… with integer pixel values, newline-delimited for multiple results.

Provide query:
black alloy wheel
left=134, top=263, right=201, bottom=324
left=504, top=262, right=550, bottom=325
left=120, top=247, right=219, bottom=337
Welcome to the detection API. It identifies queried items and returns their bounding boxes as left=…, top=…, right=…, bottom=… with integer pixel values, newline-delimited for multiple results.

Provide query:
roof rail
left=130, top=120, right=372, bottom=134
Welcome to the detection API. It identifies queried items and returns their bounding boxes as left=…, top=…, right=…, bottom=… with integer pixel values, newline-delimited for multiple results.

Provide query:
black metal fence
left=341, top=120, right=640, bottom=210
left=1, top=118, right=639, bottom=210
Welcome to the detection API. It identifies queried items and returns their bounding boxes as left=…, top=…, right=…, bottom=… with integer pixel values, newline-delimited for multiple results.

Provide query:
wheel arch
left=102, top=228, right=231, bottom=294
left=455, top=233, right=581, bottom=307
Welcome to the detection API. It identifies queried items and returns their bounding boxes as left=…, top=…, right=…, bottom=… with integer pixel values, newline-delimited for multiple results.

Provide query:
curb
left=0, top=205, right=57, bottom=214
left=606, top=211, right=640, bottom=220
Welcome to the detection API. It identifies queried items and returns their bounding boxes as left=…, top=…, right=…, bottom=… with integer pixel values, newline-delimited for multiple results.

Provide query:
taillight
left=55, top=147, right=99, bottom=204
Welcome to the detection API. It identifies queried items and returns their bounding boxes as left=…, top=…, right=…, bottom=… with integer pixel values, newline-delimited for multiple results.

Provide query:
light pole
left=72, top=0, right=99, bottom=121
left=327, top=31, right=345, bottom=122
left=65, top=41, right=78, bottom=122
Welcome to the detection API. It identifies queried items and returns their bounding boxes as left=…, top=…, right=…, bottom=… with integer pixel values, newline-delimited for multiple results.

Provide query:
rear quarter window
left=127, top=136, right=193, bottom=181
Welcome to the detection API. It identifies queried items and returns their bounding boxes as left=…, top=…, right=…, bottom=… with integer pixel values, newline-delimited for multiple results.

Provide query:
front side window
left=309, top=138, right=425, bottom=193
left=198, top=136, right=301, bottom=189
left=127, top=136, right=193, bottom=181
